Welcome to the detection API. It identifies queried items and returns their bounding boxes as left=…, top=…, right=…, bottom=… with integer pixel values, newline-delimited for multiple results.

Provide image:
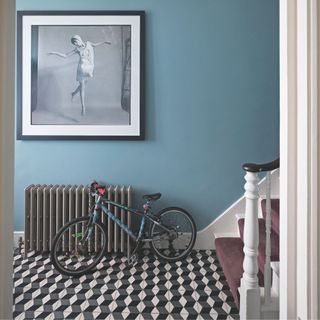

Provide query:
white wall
left=280, top=0, right=320, bottom=318
left=0, top=0, right=15, bottom=318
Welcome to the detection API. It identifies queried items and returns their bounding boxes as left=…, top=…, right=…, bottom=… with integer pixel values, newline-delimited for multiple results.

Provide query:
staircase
left=215, top=199, right=279, bottom=307
left=215, top=159, right=280, bottom=319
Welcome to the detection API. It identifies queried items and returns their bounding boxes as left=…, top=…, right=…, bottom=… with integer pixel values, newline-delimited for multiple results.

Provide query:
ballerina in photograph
left=48, top=34, right=111, bottom=116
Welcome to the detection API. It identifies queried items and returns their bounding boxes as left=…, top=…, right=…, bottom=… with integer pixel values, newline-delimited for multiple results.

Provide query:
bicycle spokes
left=150, top=208, right=196, bottom=260
left=53, top=218, right=106, bottom=274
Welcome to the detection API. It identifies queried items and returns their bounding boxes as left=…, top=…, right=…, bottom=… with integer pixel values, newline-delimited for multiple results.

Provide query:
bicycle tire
left=50, top=216, right=107, bottom=277
left=149, top=207, right=196, bottom=262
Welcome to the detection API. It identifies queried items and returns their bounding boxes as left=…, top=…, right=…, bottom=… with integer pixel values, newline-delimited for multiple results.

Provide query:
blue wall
left=15, top=0, right=279, bottom=231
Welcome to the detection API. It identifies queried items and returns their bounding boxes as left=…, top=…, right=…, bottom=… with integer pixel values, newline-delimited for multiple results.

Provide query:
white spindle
left=264, top=171, right=272, bottom=304
left=240, top=171, right=261, bottom=319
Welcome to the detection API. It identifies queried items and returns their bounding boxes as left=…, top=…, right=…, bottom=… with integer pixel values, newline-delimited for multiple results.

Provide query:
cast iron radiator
left=24, top=184, right=133, bottom=258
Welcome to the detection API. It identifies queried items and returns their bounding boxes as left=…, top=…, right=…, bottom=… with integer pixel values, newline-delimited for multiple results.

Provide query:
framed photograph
left=17, top=11, right=145, bottom=140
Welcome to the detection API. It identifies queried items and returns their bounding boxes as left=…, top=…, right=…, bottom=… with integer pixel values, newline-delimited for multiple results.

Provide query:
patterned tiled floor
left=13, top=250, right=239, bottom=320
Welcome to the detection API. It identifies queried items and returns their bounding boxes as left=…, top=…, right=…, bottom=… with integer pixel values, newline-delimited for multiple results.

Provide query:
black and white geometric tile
left=13, top=250, right=239, bottom=320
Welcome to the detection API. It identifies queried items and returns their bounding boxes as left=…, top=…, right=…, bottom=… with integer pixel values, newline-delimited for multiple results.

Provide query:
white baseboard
left=193, top=229, right=215, bottom=250
left=193, top=232, right=239, bottom=250
left=194, top=168, right=280, bottom=249
left=14, top=229, right=220, bottom=252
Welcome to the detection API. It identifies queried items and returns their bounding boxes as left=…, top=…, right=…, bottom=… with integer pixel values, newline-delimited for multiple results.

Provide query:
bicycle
left=50, top=181, right=197, bottom=276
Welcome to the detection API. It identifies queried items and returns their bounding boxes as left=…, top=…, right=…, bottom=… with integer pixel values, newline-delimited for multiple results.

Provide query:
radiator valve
left=18, top=237, right=24, bottom=255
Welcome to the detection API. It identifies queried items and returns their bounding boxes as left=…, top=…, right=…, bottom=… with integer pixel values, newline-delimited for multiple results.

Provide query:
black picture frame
left=17, top=11, right=145, bottom=140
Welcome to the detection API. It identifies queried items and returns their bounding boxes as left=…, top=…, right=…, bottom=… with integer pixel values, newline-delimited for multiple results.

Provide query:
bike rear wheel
left=50, top=216, right=107, bottom=277
left=149, top=207, right=196, bottom=262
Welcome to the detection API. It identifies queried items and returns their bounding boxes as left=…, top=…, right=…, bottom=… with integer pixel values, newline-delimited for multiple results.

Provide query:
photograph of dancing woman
left=48, top=35, right=111, bottom=116
left=30, top=25, right=132, bottom=126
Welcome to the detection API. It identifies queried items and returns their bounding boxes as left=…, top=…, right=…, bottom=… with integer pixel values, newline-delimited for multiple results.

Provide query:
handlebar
left=90, top=181, right=106, bottom=196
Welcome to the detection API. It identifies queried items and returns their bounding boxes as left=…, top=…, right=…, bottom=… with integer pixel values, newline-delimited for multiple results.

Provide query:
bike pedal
left=128, top=254, right=138, bottom=266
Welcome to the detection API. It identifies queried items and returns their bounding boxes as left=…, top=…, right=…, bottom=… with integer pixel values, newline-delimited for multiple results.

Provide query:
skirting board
left=193, top=169, right=279, bottom=250
left=13, top=229, right=220, bottom=251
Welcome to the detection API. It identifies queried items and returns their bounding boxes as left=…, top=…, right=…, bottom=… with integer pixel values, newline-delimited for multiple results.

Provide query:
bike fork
left=128, top=240, right=142, bottom=265
left=128, top=216, right=145, bottom=265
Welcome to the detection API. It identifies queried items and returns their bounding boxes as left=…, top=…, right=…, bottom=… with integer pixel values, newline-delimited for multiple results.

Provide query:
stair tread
left=214, top=199, right=280, bottom=309
left=238, top=218, right=279, bottom=274
left=215, top=237, right=264, bottom=308
left=261, top=199, right=280, bottom=235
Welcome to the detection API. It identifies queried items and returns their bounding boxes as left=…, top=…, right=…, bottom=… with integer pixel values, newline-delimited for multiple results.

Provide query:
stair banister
left=264, top=171, right=272, bottom=304
left=239, top=170, right=261, bottom=319
left=242, top=158, right=279, bottom=173
left=240, top=158, right=279, bottom=319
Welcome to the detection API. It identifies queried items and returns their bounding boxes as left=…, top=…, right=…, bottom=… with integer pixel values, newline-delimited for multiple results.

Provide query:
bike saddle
left=142, top=193, right=161, bottom=201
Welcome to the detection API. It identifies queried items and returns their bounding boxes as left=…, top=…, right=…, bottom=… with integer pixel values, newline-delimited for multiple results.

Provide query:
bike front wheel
left=149, top=207, right=196, bottom=262
left=50, top=216, right=107, bottom=277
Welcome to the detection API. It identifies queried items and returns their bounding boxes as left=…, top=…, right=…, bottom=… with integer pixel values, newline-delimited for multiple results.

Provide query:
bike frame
left=91, top=195, right=171, bottom=243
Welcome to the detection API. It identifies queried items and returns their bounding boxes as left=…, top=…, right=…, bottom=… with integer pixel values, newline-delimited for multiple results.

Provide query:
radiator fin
left=24, top=184, right=133, bottom=258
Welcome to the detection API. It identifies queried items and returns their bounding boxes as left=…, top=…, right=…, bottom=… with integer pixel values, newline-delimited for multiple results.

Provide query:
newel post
left=240, top=171, right=261, bottom=319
